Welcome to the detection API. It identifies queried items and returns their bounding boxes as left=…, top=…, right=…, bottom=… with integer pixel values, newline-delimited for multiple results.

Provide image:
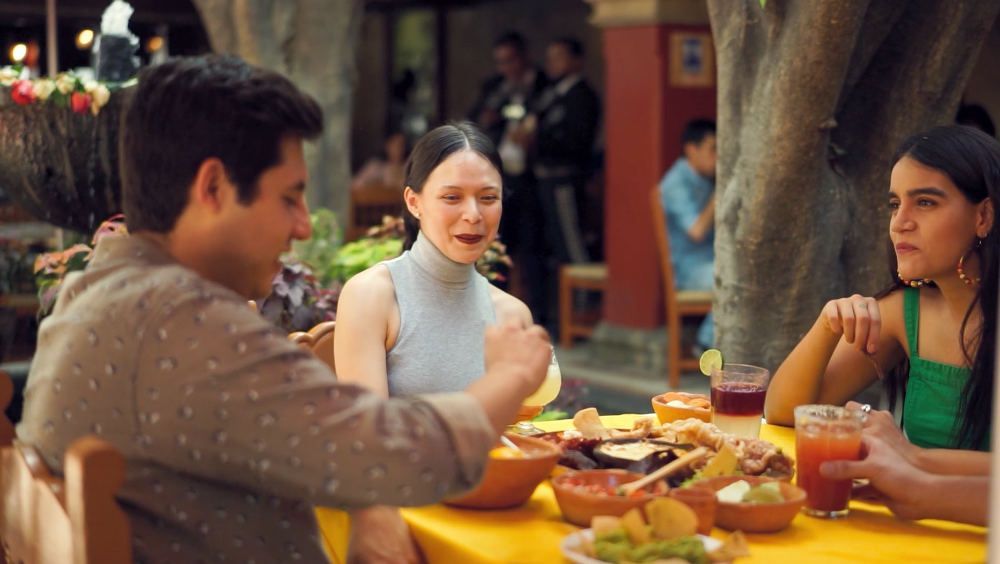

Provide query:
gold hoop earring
left=957, top=240, right=983, bottom=286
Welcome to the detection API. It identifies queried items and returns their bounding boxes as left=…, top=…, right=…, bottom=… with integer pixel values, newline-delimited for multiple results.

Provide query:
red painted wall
left=601, top=24, right=716, bottom=329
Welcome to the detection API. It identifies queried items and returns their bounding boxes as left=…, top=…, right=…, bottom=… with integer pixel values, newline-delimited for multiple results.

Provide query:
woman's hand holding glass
left=513, top=348, right=561, bottom=429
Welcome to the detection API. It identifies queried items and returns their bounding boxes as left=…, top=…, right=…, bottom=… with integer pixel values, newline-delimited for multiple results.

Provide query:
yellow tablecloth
left=316, top=414, right=987, bottom=563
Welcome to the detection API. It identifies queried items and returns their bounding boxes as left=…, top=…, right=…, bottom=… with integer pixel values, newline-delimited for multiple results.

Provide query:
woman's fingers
left=839, top=299, right=857, bottom=344
left=824, top=296, right=879, bottom=353
left=824, top=301, right=844, bottom=335
left=852, top=297, right=870, bottom=350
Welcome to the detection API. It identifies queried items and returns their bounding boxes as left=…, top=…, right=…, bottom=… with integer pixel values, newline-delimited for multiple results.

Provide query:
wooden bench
left=649, top=190, right=713, bottom=389
left=0, top=371, right=131, bottom=564
left=558, top=263, right=608, bottom=349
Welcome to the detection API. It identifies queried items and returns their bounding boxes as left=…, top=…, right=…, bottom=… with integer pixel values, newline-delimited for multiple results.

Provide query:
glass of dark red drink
left=794, top=405, right=865, bottom=518
left=709, top=364, right=770, bottom=438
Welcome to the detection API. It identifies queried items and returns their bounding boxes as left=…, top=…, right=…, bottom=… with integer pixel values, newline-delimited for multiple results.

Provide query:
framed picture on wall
left=669, top=31, right=715, bottom=88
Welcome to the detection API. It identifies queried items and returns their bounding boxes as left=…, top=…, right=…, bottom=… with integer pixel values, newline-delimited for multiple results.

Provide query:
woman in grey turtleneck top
left=334, top=122, right=533, bottom=399
left=332, top=124, right=536, bottom=563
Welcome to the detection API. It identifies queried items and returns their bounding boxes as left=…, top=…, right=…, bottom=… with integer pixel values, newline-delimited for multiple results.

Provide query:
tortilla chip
left=700, top=443, right=739, bottom=478
left=621, top=508, right=652, bottom=545
left=573, top=407, right=611, bottom=439
left=591, top=515, right=623, bottom=537
left=708, top=530, right=751, bottom=562
left=644, top=497, right=698, bottom=540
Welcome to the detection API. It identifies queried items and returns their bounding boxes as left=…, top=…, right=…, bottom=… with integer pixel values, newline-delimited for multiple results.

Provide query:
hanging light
left=76, top=29, right=95, bottom=50
left=146, top=35, right=164, bottom=53
left=9, top=43, right=27, bottom=63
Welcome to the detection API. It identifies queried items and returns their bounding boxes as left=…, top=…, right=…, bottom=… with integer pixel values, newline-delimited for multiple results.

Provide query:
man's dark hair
left=120, top=55, right=323, bottom=233
left=681, top=118, right=716, bottom=147
left=493, top=31, right=526, bottom=55
left=551, top=37, right=584, bottom=58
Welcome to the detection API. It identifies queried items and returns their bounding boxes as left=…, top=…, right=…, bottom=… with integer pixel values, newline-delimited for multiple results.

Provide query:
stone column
left=587, top=0, right=715, bottom=372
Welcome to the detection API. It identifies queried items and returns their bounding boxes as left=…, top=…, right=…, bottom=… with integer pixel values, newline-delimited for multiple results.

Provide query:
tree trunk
left=707, top=0, right=1000, bottom=369
left=191, top=0, right=363, bottom=222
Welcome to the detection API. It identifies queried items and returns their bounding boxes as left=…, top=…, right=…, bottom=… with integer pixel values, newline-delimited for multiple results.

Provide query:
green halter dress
left=901, top=287, right=989, bottom=450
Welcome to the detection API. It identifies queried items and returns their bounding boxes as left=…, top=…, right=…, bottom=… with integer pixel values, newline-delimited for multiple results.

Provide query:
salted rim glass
left=709, top=363, right=770, bottom=388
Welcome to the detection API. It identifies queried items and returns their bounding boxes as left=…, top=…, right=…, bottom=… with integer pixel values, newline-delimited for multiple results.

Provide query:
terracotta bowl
left=551, top=469, right=668, bottom=527
left=694, top=475, right=806, bottom=533
left=651, top=392, right=712, bottom=424
left=443, top=433, right=561, bottom=509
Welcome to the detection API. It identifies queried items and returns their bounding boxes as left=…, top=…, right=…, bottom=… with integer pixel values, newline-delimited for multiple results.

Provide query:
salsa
left=560, top=476, right=667, bottom=499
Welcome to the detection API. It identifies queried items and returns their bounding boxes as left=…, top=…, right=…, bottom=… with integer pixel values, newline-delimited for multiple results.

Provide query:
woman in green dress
left=767, top=125, right=998, bottom=475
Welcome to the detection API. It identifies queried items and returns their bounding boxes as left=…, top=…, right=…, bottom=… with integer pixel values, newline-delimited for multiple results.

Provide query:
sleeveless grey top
left=384, top=231, right=496, bottom=396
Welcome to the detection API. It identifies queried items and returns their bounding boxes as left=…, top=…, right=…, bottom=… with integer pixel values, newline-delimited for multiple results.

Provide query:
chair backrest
left=307, top=321, right=336, bottom=374
left=649, top=188, right=681, bottom=314
left=348, top=187, right=403, bottom=241
left=0, top=371, right=15, bottom=446
left=0, top=373, right=131, bottom=564
left=0, top=439, right=132, bottom=564
left=288, top=332, right=314, bottom=350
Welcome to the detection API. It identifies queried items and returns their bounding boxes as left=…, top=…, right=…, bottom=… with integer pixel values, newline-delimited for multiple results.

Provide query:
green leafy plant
left=257, top=259, right=340, bottom=333
left=290, top=208, right=344, bottom=286
left=33, top=215, right=127, bottom=318
left=0, top=239, right=37, bottom=296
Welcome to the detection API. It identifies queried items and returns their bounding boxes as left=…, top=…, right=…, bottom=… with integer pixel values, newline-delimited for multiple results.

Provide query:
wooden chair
left=649, top=189, right=714, bottom=390
left=288, top=332, right=314, bottom=350
left=558, top=263, right=608, bottom=349
left=347, top=187, right=403, bottom=241
left=307, top=321, right=336, bottom=374
left=0, top=371, right=131, bottom=564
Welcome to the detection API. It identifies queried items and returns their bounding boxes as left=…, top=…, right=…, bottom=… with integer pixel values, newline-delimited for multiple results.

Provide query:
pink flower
left=11, top=80, right=35, bottom=105
left=92, top=214, right=129, bottom=245
left=70, top=91, right=92, bottom=114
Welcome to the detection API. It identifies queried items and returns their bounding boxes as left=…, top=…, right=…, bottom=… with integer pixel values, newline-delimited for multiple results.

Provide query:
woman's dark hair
left=881, top=125, right=1000, bottom=449
left=401, top=122, right=503, bottom=250
left=956, top=103, right=996, bottom=138
left=121, top=55, right=322, bottom=233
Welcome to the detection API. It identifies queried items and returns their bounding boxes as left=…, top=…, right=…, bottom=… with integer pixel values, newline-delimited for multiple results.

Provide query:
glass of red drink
left=794, top=405, right=865, bottom=518
left=710, top=364, right=770, bottom=438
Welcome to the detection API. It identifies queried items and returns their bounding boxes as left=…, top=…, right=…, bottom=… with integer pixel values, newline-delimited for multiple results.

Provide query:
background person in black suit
left=469, top=32, right=550, bottom=319
left=525, top=37, right=601, bottom=330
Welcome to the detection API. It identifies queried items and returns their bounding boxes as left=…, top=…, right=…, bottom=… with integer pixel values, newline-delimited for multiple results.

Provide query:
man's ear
left=681, top=142, right=695, bottom=161
left=189, top=158, right=233, bottom=214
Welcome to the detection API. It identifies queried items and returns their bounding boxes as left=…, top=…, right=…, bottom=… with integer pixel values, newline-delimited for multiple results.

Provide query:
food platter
left=534, top=408, right=795, bottom=485
left=560, top=529, right=722, bottom=564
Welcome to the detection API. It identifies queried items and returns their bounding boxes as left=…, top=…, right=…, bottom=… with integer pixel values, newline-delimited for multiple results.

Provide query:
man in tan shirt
left=17, top=55, right=551, bottom=563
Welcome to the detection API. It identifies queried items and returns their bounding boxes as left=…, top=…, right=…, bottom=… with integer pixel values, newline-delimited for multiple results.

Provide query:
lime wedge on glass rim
left=699, top=348, right=724, bottom=376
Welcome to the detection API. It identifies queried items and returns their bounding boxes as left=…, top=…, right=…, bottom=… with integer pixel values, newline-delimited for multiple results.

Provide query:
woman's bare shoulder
left=876, top=287, right=907, bottom=343
left=339, top=263, right=396, bottom=308
left=489, top=284, right=533, bottom=327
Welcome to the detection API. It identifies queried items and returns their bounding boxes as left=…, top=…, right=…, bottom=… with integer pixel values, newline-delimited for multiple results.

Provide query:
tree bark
left=191, top=0, right=363, bottom=221
left=707, top=0, right=999, bottom=369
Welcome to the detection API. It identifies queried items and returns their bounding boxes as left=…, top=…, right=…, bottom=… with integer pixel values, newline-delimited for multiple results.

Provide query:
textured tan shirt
left=17, top=235, right=495, bottom=563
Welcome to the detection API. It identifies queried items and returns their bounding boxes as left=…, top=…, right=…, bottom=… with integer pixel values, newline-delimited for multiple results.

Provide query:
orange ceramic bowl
left=695, top=475, right=806, bottom=533
left=443, top=433, right=561, bottom=509
left=651, top=392, right=712, bottom=424
left=551, top=469, right=669, bottom=527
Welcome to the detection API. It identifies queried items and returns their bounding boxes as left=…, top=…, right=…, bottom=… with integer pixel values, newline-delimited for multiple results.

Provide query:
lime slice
left=699, top=348, right=724, bottom=376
